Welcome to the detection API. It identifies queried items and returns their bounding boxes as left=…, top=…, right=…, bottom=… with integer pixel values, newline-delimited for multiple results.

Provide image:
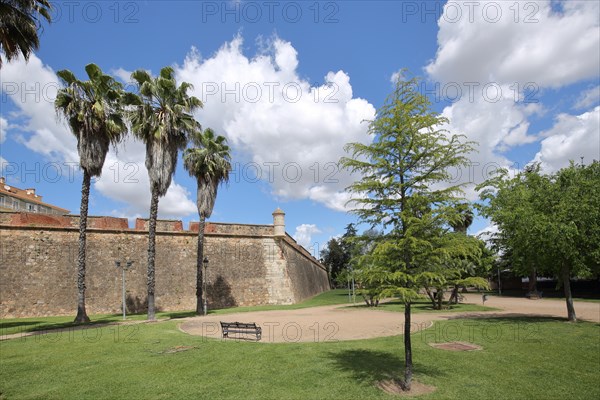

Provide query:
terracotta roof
left=0, top=182, right=70, bottom=213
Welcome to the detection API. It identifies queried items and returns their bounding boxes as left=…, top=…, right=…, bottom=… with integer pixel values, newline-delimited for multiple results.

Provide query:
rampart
left=0, top=210, right=330, bottom=318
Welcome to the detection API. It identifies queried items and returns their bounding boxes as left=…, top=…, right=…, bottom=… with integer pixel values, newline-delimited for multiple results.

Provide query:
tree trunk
left=403, top=302, right=413, bottom=391
left=196, top=217, right=205, bottom=315
left=146, top=188, right=159, bottom=320
left=449, top=286, right=459, bottom=304
left=528, top=268, right=538, bottom=295
left=562, top=266, right=577, bottom=322
left=74, top=170, right=91, bottom=323
left=425, top=287, right=436, bottom=308
left=436, top=289, right=443, bottom=310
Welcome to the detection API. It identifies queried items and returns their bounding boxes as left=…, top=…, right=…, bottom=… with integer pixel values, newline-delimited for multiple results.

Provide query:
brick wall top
left=189, top=221, right=273, bottom=236
left=135, top=218, right=184, bottom=232
left=0, top=211, right=273, bottom=237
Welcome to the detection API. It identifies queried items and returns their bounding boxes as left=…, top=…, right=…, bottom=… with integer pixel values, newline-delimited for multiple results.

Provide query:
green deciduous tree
left=55, top=64, right=127, bottom=323
left=128, top=67, right=202, bottom=320
left=340, top=75, right=476, bottom=391
left=183, top=128, right=231, bottom=315
left=0, top=0, right=51, bottom=68
left=478, top=161, right=600, bottom=321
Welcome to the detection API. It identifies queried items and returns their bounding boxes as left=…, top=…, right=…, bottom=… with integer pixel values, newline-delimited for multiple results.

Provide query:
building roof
left=0, top=177, right=70, bottom=213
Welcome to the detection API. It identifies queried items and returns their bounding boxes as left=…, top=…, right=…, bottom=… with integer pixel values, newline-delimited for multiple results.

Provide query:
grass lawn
left=0, top=290, right=351, bottom=336
left=0, top=317, right=598, bottom=399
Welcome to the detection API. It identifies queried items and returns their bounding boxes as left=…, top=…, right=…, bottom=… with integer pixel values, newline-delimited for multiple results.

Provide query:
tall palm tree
left=0, top=0, right=51, bottom=68
left=450, top=202, right=474, bottom=234
left=128, top=67, right=202, bottom=320
left=183, top=128, right=231, bottom=315
left=55, top=64, right=127, bottom=323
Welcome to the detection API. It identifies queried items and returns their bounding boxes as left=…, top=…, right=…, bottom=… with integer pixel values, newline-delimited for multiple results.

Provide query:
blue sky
left=1, top=1, right=599, bottom=255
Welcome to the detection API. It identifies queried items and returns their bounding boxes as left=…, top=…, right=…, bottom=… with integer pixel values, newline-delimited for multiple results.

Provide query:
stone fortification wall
left=0, top=211, right=329, bottom=318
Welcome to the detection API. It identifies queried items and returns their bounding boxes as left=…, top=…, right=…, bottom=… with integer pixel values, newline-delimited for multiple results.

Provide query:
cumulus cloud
left=0, top=55, right=196, bottom=219
left=533, top=106, right=600, bottom=172
left=426, top=1, right=599, bottom=88
left=0, top=55, right=78, bottom=162
left=293, top=223, right=322, bottom=249
left=425, top=0, right=599, bottom=195
left=435, top=96, right=541, bottom=200
left=175, top=36, right=376, bottom=211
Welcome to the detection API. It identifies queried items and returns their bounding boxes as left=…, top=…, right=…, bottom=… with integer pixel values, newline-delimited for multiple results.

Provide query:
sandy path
left=179, top=294, right=600, bottom=343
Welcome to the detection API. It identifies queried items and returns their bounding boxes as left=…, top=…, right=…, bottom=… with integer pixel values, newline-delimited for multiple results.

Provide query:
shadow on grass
left=327, top=349, right=446, bottom=385
left=443, top=313, right=568, bottom=323
left=1, top=311, right=197, bottom=335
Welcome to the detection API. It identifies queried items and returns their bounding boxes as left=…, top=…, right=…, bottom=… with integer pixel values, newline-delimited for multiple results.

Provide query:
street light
left=203, top=256, right=209, bottom=316
left=115, top=260, right=134, bottom=320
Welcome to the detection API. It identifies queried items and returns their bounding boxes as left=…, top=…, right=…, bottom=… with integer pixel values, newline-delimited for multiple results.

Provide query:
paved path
left=179, top=294, right=600, bottom=343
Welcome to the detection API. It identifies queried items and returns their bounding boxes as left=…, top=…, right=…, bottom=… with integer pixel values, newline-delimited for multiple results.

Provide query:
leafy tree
left=0, top=0, right=51, bottom=68
left=320, top=237, right=347, bottom=286
left=128, top=67, right=202, bottom=320
left=340, top=75, right=475, bottom=391
left=478, top=161, right=600, bottom=321
left=55, top=64, right=127, bottom=323
left=478, top=164, right=548, bottom=297
left=183, top=128, right=231, bottom=315
left=320, top=224, right=361, bottom=285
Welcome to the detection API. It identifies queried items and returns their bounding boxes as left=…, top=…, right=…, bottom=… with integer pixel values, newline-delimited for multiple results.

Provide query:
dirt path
left=179, top=294, right=600, bottom=343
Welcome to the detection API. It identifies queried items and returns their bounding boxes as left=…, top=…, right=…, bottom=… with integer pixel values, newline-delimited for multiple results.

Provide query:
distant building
left=0, top=177, right=70, bottom=215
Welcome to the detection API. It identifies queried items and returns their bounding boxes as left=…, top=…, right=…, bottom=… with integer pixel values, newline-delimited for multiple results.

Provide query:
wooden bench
left=220, top=321, right=262, bottom=341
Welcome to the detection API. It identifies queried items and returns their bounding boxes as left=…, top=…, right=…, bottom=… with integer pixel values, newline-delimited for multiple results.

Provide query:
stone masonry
left=0, top=209, right=330, bottom=318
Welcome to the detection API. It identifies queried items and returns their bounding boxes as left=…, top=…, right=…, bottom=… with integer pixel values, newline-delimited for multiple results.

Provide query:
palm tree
left=0, top=0, right=52, bottom=68
left=183, top=128, right=231, bottom=315
left=55, top=64, right=127, bottom=323
left=450, top=202, right=474, bottom=234
left=128, top=67, right=202, bottom=320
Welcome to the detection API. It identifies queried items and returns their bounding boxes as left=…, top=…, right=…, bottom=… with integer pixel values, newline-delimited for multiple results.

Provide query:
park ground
left=1, top=290, right=599, bottom=399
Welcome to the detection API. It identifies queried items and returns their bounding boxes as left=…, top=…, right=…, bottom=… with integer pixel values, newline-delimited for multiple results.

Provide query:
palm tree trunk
left=196, top=216, right=205, bottom=315
left=147, top=188, right=159, bottom=320
left=74, top=169, right=91, bottom=323
left=561, top=266, right=577, bottom=322
left=403, top=302, right=413, bottom=391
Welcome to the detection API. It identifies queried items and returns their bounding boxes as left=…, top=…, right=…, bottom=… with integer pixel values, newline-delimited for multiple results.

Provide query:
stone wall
left=0, top=211, right=329, bottom=318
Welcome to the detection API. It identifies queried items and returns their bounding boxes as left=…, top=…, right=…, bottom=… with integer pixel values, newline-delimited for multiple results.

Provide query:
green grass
left=0, top=290, right=351, bottom=336
left=348, top=300, right=499, bottom=314
left=211, top=288, right=352, bottom=315
left=0, top=316, right=598, bottom=399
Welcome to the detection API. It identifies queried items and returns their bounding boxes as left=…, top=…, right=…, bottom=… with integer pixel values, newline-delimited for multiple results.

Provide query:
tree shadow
left=207, top=275, right=237, bottom=309
left=327, top=349, right=445, bottom=385
left=444, top=313, right=571, bottom=323
left=126, top=294, right=148, bottom=314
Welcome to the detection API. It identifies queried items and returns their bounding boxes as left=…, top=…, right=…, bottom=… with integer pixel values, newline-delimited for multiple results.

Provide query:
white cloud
left=425, top=0, right=599, bottom=199
left=426, top=1, right=600, bottom=89
left=0, top=116, right=7, bottom=143
left=475, top=223, right=499, bottom=244
left=574, top=85, right=600, bottom=110
left=436, top=96, right=540, bottom=200
left=175, top=36, right=376, bottom=211
left=111, top=67, right=134, bottom=84
left=533, top=106, right=600, bottom=172
left=0, top=55, right=196, bottom=219
left=293, top=223, right=322, bottom=249
left=0, top=54, right=78, bottom=162
left=390, top=69, right=404, bottom=84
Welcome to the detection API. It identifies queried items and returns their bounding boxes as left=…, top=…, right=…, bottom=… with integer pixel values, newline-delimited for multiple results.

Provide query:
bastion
left=0, top=209, right=330, bottom=318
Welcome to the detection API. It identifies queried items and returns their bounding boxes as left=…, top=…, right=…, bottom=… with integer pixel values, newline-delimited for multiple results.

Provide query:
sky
left=1, top=0, right=599, bottom=256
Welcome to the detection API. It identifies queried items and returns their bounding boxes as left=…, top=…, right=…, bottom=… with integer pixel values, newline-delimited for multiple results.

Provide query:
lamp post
left=203, top=256, right=209, bottom=316
left=115, top=260, right=134, bottom=320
